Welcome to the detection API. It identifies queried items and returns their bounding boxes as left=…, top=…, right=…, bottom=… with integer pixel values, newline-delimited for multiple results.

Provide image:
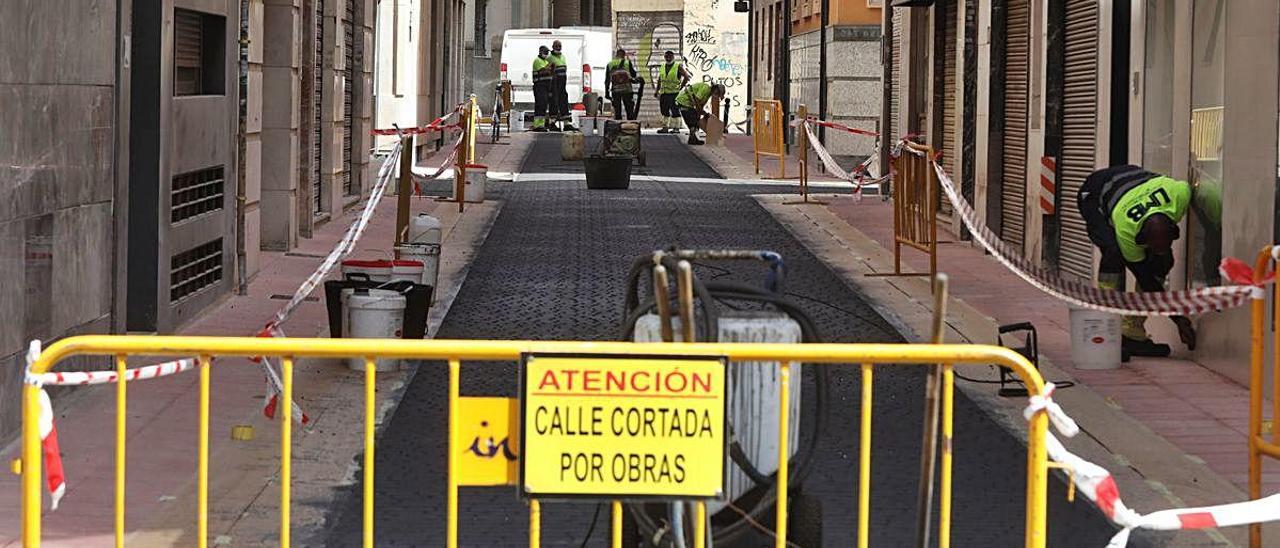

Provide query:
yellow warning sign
left=520, top=354, right=727, bottom=499
left=455, top=397, right=519, bottom=486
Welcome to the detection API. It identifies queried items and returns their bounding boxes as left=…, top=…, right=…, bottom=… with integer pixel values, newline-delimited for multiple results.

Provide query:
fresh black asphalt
left=320, top=133, right=1154, bottom=547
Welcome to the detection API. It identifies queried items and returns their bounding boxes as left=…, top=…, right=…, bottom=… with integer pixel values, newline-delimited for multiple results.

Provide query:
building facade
left=886, top=0, right=1280, bottom=386
left=0, top=0, right=471, bottom=442
left=752, top=0, right=883, bottom=159
left=375, top=0, right=471, bottom=156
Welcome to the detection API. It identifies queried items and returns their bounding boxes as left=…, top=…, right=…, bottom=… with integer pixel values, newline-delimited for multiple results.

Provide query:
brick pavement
left=820, top=195, right=1280, bottom=497
left=0, top=135, right=518, bottom=547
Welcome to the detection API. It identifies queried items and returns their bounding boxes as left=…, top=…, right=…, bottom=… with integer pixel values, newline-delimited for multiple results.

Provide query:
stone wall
left=0, top=0, right=122, bottom=442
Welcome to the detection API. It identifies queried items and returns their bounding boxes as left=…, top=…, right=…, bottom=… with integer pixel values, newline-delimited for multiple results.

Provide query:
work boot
left=531, top=125, right=548, bottom=133
left=562, top=124, right=577, bottom=132
left=687, top=136, right=704, bottom=146
left=1120, top=336, right=1171, bottom=362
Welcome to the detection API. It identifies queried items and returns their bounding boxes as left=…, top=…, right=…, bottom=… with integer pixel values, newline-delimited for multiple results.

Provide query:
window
left=1188, top=0, right=1225, bottom=287
left=174, top=9, right=226, bottom=96
left=171, top=166, right=225, bottom=223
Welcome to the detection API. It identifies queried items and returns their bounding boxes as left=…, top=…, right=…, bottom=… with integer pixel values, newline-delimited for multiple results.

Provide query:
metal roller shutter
left=1057, top=0, right=1099, bottom=280
left=890, top=9, right=901, bottom=139
left=313, top=0, right=324, bottom=213
left=343, top=0, right=355, bottom=196
left=939, top=0, right=958, bottom=217
left=1001, top=0, right=1031, bottom=252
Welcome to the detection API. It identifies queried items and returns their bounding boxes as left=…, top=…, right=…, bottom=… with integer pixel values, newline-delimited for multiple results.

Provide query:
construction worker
left=531, top=45, right=554, bottom=132
left=1078, top=164, right=1213, bottom=360
left=655, top=50, right=691, bottom=134
left=605, top=48, right=639, bottom=121
left=675, top=82, right=726, bottom=145
left=548, top=40, right=573, bottom=131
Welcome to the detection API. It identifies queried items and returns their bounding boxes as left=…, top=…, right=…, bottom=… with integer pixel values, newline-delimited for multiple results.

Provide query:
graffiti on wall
left=682, top=0, right=748, bottom=131
left=615, top=11, right=685, bottom=125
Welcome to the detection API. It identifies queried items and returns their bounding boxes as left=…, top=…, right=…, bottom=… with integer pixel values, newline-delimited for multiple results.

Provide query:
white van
left=500, top=29, right=591, bottom=110
left=561, top=26, right=612, bottom=99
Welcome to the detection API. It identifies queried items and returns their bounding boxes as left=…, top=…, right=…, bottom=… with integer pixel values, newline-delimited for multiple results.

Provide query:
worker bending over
left=531, top=46, right=554, bottom=132
left=655, top=50, right=690, bottom=134
left=1078, top=164, right=1216, bottom=360
left=606, top=49, right=640, bottom=121
left=675, top=82, right=726, bottom=145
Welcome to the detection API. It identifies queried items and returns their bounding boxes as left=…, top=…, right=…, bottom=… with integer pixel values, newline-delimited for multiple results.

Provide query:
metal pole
left=915, top=273, right=948, bottom=548
left=395, top=135, right=413, bottom=247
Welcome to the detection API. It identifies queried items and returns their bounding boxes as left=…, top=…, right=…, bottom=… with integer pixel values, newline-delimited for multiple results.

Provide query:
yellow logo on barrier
left=520, top=354, right=727, bottom=499
left=455, top=397, right=520, bottom=486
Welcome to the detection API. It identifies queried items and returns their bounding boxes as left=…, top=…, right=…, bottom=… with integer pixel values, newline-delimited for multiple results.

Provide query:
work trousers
left=680, top=107, right=702, bottom=135
left=533, top=81, right=552, bottom=126
left=659, top=93, right=680, bottom=118
left=611, top=91, right=636, bottom=120
left=553, top=75, right=569, bottom=120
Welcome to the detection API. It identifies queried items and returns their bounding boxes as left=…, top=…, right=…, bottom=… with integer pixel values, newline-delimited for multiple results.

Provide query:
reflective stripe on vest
left=549, top=52, right=567, bottom=77
left=533, top=57, right=552, bottom=83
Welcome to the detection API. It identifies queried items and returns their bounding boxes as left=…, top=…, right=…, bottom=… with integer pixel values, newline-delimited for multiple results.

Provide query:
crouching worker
left=1078, top=164, right=1217, bottom=361
left=675, top=83, right=726, bottom=145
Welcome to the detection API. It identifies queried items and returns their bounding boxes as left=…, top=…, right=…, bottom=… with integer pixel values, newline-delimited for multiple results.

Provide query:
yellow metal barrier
left=752, top=99, right=786, bottom=179
left=21, top=336, right=1051, bottom=548
left=1250, top=246, right=1280, bottom=548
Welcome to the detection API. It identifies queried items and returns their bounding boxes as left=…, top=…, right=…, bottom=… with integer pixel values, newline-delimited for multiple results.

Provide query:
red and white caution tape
left=1023, top=384, right=1280, bottom=546
left=412, top=133, right=466, bottom=194
left=926, top=151, right=1262, bottom=315
left=33, top=358, right=196, bottom=386
left=800, top=121, right=889, bottom=197
left=24, top=342, right=65, bottom=511
left=370, top=102, right=467, bottom=136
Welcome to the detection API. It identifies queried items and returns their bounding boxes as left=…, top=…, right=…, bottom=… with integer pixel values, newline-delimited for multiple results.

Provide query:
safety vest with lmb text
left=533, top=56, right=552, bottom=84
left=659, top=62, right=684, bottom=94
left=1110, top=176, right=1191, bottom=263
left=676, top=82, right=712, bottom=110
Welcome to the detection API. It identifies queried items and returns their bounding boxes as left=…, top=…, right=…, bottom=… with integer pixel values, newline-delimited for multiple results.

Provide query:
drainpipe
left=779, top=0, right=791, bottom=152
left=236, top=0, right=249, bottom=295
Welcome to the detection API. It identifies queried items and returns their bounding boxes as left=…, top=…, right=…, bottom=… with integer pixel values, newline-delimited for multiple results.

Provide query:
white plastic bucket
left=407, top=213, right=442, bottom=245
left=1069, top=308, right=1122, bottom=370
left=346, top=289, right=406, bottom=371
left=464, top=164, right=487, bottom=202
left=341, top=259, right=392, bottom=282
left=396, top=243, right=440, bottom=291
left=513, top=112, right=526, bottom=132
left=389, top=260, right=424, bottom=283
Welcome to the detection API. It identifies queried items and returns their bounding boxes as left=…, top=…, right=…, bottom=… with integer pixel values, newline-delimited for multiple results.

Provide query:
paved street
left=320, top=134, right=1133, bottom=547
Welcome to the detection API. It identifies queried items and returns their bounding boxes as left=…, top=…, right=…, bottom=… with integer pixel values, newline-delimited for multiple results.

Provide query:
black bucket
left=584, top=155, right=633, bottom=189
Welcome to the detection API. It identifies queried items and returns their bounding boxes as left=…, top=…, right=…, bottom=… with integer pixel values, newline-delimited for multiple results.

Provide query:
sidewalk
left=753, top=192, right=1276, bottom=546
left=0, top=135, right=524, bottom=547
left=690, top=133, right=853, bottom=183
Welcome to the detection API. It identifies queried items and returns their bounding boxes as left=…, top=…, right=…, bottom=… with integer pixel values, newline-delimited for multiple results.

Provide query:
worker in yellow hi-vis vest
left=1078, top=164, right=1221, bottom=361
left=548, top=40, right=572, bottom=131
left=531, top=46, right=554, bottom=132
left=655, top=51, right=690, bottom=134
left=675, top=82, right=725, bottom=145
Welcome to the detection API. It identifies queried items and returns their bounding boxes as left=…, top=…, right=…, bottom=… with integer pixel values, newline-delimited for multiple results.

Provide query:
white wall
left=683, top=0, right=749, bottom=131
left=374, top=0, right=421, bottom=150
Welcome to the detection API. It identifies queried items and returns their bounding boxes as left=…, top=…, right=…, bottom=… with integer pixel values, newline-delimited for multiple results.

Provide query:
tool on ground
left=618, top=249, right=826, bottom=547
left=914, top=274, right=949, bottom=548
left=997, top=322, right=1040, bottom=397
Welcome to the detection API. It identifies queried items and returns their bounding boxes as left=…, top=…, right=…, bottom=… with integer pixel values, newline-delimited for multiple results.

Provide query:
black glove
left=1172, top=315, right=1197, bottom=350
